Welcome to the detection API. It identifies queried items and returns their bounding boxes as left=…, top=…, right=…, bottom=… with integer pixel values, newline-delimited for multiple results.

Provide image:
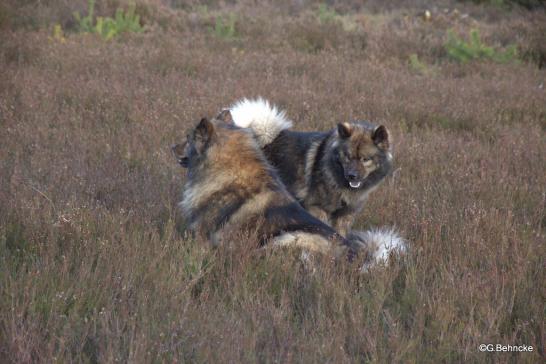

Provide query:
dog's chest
left=305, top=185, right=346, bottom=211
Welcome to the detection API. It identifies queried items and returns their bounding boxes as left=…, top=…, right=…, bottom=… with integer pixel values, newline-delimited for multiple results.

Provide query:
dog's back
left=262, top=130, right=328, bottom=198
left=178, top=113, right=357, bottom=259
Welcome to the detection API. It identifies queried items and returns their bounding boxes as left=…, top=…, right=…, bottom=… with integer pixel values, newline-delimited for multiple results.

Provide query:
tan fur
left=272, top=232, right=332, bottom=254
left=229, top=190, right=278, bottom=226
left=184, top=131, right=270, bottom=200
left=178, top=116, right=356, bottom=259
left=181, top=173, right=238, bottom=226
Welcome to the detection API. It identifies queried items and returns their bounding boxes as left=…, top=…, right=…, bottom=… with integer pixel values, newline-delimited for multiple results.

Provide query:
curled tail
left=348, top=227, right=407, bottom=271
left=271, top=227, right=406, bottom=272
left=230, top=98, right=292, bottom=147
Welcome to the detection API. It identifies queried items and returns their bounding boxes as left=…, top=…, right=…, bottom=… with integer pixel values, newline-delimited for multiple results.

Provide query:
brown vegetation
left=0, top=0, right=544, bottom=362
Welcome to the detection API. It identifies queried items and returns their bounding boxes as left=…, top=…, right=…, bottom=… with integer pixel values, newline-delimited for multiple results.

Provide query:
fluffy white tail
left=230, top=98, right=292, bottom=147
left=348, top=227, right=407, bottom=271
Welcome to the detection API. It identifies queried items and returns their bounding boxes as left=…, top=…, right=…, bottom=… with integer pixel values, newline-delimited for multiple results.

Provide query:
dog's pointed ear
left=195, top=117, right=215, bottom=141
left=372, top=125, right=390, bottom=150
left=337, top=122, right=353, bottom=139
left=216, top=109, right=234, bottom=124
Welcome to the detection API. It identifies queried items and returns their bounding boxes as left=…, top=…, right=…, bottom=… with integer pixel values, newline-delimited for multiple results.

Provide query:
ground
left=0, top=0, right=545, bottom=362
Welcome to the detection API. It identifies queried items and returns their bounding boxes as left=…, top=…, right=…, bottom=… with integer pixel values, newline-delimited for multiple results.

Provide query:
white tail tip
left=230, top=97, right=292, bottom=147
left=348, top=227, right=407, bottom=271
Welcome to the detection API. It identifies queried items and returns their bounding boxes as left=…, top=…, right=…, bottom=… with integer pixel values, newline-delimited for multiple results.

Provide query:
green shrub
left=73, top=0, right=96, bottom=33
left=212, top=14, right=237, bottom=40
left=445, top=29, right=518, bottom=63
left=459, top=0, right=545, bottom=9
left=317, top=3, right=339, bottom=24
left=409, top=53, right=428, bottom=74
left=51, top=23, right=67, bottom=43
left=462, top=0, right=506, bottom=6
left=511, top=0, right=546, bottom=8
left=74, top=0, right=143, bottom=40
left=0, top=2, right=11, bottom=30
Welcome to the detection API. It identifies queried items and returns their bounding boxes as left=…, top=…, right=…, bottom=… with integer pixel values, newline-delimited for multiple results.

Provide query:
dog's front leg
left=305, top=205, right=331, bottom=226
left=331, top=213, right=355, bottom=237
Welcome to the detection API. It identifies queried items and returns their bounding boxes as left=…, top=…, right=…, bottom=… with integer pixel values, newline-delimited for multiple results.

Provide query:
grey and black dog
left=229, top=98, right=393, bottom=236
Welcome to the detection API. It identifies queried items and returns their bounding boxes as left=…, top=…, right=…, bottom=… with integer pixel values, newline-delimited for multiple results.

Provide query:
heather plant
left=445, top=29, right=518, bottom=63
left=316, top=3, right=359, bottom=32
left=1, top=1, right=545, bottom=362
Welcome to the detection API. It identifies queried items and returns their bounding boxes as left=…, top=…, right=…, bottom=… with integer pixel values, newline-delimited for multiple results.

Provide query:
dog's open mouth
left=349, top=181, right=362, bottom=188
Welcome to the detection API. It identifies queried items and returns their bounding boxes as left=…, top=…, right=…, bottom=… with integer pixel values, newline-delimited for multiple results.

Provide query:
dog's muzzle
left=345, top=171, right=363, bottom=189
left=171, top=144, right=189, bottom=168
left=349, top=181, right=362, bottom=188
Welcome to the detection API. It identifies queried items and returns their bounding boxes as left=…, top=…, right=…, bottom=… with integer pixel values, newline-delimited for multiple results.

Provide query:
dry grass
left=1, top=1, right=545, bottom=363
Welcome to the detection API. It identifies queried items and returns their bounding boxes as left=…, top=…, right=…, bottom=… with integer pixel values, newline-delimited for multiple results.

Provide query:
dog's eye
left=361, top=157, right=371, bottom=162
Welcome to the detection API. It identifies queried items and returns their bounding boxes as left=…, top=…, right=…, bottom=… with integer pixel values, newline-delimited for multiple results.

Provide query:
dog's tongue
left=349, top=181, right=361, bottom=188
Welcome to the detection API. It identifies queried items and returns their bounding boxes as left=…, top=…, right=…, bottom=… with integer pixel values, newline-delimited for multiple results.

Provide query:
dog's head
left=171, top=140, right=190, bottom=168
left=171, top=110, right=241, bottom=169
left=171, top=116, right=217, bottom=170
left=335, top=121, right=391, bottom=189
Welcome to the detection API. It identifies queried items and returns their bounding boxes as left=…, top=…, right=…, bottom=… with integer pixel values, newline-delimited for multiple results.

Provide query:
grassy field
left=1, top=0, right=545, bottom=362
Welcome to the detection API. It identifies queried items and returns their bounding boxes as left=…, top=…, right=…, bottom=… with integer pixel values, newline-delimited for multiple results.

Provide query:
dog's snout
left=346, top=171, right=358, bottom=181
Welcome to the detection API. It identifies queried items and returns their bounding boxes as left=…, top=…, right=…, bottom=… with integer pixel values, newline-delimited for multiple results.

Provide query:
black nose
left=347, top=171, right=358, bottom=181
left=178, top=158, right=189, bottom=168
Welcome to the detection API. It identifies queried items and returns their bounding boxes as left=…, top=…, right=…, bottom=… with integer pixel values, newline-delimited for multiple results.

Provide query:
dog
left=172, top=110, right=405, bottom=269
left=229, top=98, right=393, bottom=236
left=172, top=140, right=190, bottom=168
